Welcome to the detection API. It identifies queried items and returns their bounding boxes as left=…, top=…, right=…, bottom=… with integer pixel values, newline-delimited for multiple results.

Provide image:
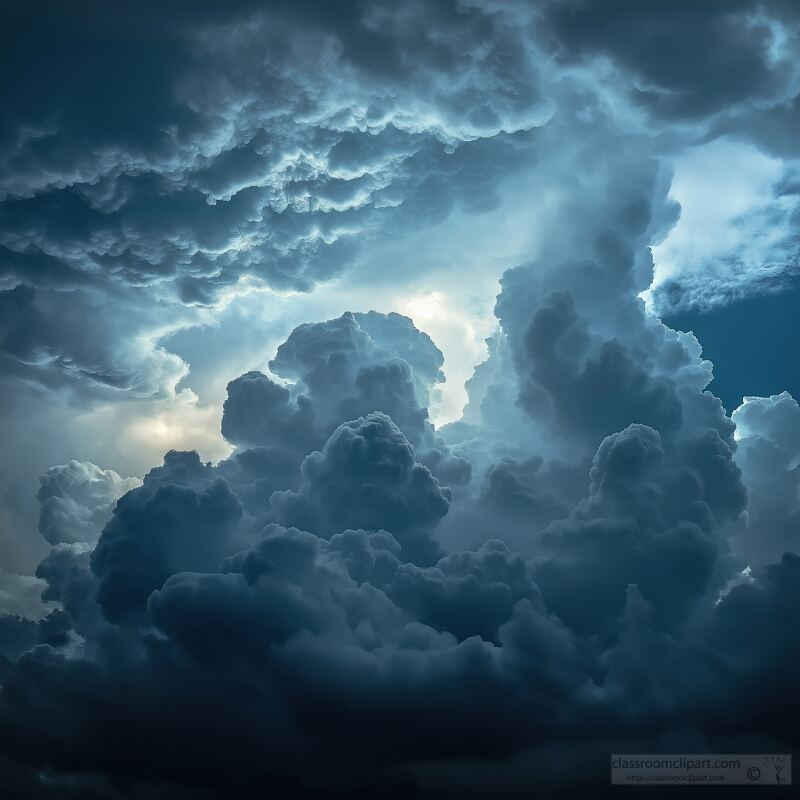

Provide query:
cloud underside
left=1, top=1, right=800, bottom=797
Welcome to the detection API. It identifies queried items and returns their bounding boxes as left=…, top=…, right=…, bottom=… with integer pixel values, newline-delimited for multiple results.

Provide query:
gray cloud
left=37, top=461, right=140, bottom=546
left=270, top=412, right=450, bottom=564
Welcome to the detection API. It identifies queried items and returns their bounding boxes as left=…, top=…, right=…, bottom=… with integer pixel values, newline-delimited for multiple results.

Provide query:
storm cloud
left=2, top=1, right=800, bottom=798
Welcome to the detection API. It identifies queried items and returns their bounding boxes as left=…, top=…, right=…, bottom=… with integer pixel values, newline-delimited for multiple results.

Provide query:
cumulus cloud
left=37, top=460, right=140, bottom=546
left=0, top=366, right=793, bottom=799
left=221, top=370, right=316, bottom=454
left=222, top=310, right=470, bottom=486
left=271, top=413, right=450, bottom=564
left=2, top=184, right=797, bottom=796
left=533, top=423, right=745, bottom=635
left=90, top=451, right=244, bottom=624
left=729, top=392, right=800, bottom=566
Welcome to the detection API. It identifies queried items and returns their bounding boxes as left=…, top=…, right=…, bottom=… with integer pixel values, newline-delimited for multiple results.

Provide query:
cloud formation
left=2, top=155, right=799, bottom=796
left=1, top=1, right=800, bottom=797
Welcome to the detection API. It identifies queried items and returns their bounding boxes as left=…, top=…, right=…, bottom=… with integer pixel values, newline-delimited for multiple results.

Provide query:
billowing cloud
left=271, top=412, right=450, bottom=564
left=1, top=1, right=800, bottom=797
left=222, top=310, right=470, bottom=486
left=37, top=460, right=140, bottom=546
left=729, top=392, right=800, bottom=566
left=2, top=156, right=798, bottom=795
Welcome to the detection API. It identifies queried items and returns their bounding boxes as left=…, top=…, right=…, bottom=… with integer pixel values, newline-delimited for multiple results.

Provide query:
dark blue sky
left=667, top=281, right=800, bottom=412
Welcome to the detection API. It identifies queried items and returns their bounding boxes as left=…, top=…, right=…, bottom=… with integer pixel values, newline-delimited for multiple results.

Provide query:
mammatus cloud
left=1, top=1, right=800, bottom=797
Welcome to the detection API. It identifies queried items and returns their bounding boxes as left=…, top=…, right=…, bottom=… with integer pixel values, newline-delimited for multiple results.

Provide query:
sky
left=1, top=1, right=799, bottom=797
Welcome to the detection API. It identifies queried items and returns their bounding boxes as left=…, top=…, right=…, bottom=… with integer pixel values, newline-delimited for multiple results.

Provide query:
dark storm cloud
left=195, top=310, right=471, bottom=549
left=1, top=0, right=798, bottom=399
left=2, top=167, right=799, bottom=797
left=2, top=1, right=800, bottom=798
left=514, top=289, right=683, bottom=441
left=1, top=533, right=585, bottom=795
left=481, top=456, right=574, bottom=526
left=385, top=539, right=542, bottom=643
left=0, top=608, right=70, bottom=661
left=2, top=0, right=797, bottom=399
left=90, top=452, right=244, bottom=624
left=221, top=371, right=317, bottom=455
left=271, top=413, right=450, bottom=564
left=533, top=423, right=745, bottom=636
left=0, top=282, right=193, bottom=399
left=487, top=148, right=727, bottom=457
left=540, top=0, right=799, bottom=123
left=0, top=391, right=795, bottom=799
